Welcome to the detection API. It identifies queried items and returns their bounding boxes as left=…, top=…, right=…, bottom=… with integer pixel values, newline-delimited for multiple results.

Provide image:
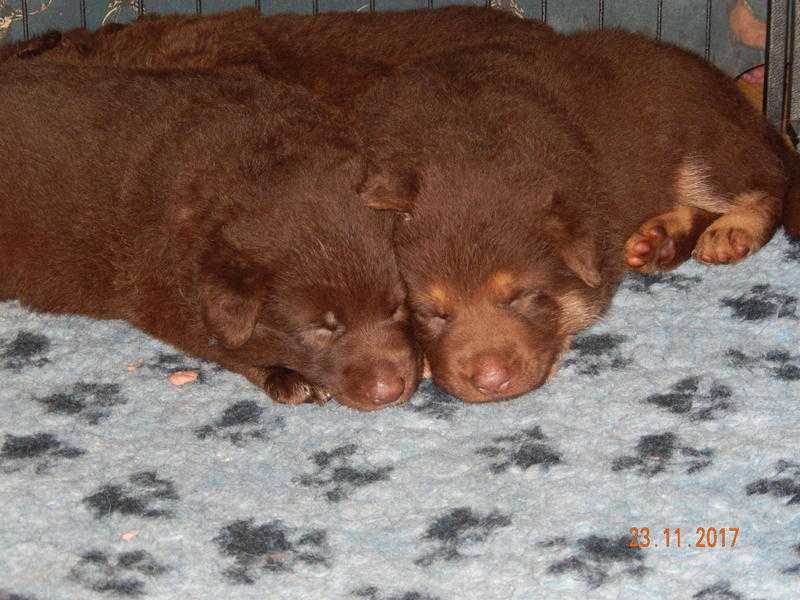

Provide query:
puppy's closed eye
left=416, top=309, right=450, bottom=336
left=302, top=311, right=345, bottom=345
left=390, top=301, right=408, bottom=321
left=500, top=290, right=552, bottom=314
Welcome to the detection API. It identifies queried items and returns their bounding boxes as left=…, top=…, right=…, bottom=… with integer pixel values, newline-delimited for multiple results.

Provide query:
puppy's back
left=0, top=63, right=331, bottom=315
left=1, top=7, right=554, bottom=107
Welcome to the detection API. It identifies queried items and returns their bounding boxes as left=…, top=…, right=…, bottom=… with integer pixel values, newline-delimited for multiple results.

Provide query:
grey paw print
left=476, top=426, right=562, bottom=473
left=612, top=432, right=713, bottom=477
left=298, top=444, right=393, bottom=502
left=0, top=432, right=84, bottom=474
left=83, top=470, right=179, bottom=519
left=215, top=519, right=330, bottom=583
left=70, top=549, right=168, bottom=595
left=545, top=534, right=646, bottom=589
left=624, top=271, right=702, bottom=294
left=195, top=400, right=285, bottom=445
left=746, top=459, right=800, bottom=506
left=1, top=330, right=50, bottom=370
left=34, top=382, right=126, bottom=425
left=728, top=348, right=800, bottom=382
left=721, top=284, right=796, bottom=321
left=563, top=333, right=632, bottom=376
left=415, top=507, right=511, bottom=567
left=645, top=377, right=733, bottom=420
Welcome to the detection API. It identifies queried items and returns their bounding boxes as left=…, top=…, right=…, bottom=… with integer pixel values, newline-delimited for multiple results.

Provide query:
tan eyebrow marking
left=485, top=270, right=517, bottom=299
left=429, top=285, right=448, bottom=306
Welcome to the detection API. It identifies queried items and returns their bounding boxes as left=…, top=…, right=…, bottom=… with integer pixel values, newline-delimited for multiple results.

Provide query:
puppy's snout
left=368, top=370, right=406, bottom=405
left=470, top=353, right=512, bottom=396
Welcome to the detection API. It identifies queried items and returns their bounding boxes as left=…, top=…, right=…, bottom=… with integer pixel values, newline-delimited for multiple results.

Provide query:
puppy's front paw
left=264, top=368, right=330, bottom=406
left=693, top=224, right=752, bottom=265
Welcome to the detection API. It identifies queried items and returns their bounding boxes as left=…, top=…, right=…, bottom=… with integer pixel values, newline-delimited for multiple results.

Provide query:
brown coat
left=0, top=63, right=420, bottom=410
left=355, top=31, right=798, bottom=402
left=1, top=6, right=554, bottom=110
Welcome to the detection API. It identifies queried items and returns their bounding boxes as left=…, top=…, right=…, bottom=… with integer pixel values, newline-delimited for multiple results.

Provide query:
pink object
left=169, top=370, right=199, bottom=386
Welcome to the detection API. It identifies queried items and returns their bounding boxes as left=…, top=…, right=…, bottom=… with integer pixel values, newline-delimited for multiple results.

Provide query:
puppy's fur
left=357, top=32, right=798, bottom=402
left=0, top=63, right=421, bottom=410
left=0, top=6, right=554, bottom=109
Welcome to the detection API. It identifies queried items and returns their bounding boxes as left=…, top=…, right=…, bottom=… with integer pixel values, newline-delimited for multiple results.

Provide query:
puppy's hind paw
left=625, top=206, right=718, bottom=272
left=693, top=224, right=753, bottom=265
left=624, top=224, right=678, bottom=272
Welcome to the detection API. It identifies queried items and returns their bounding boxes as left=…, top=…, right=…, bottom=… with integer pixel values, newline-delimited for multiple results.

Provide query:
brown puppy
left=356, top=33, right=798, bottom=403
left=0, top=63, right=421, bottom=410
left=0, top=6, right=554, bottom=110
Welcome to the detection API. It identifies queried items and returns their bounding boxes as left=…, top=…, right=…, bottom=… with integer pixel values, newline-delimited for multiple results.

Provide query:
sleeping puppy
left=0, top=6, right=554, bottom=109
left=0, top=63, right=421, bottom=410
left=356, top=35, right=797, bottom=403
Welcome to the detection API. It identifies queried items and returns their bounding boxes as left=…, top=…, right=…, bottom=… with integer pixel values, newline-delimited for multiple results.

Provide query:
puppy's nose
left=369, top=373, right=405, bottom=405
left=471, top=355, right=511, bottom=395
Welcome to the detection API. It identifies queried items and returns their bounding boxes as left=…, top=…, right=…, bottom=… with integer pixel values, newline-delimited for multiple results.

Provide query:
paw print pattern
left=545, top=534, right=646, bottom=589
left=1, top=330, right=50, bottom=370
left=33, top=382, right=126, bottom=425
left=69, top=550, right=168, bottom=596
left=692, top=580, right=767, bottom=599
left=721, top=284, right=797, bottom=321
left=406, top=380, right=461, bottom=420
left=727, top=348, right=800, bottom=382
left=214, top=519, right=330, bottom=584
left=624, top=271, right=702, bottom=294
left=746, top=460, right=800, bottom=506
left=562, top=333, right=632, bottom=376
left=351, top=587, right=441, bottom=600
left=612, top=432, right=713, bottom=477
left=83, top=471, right=179, bottom=519
left=645, top=377, right=734, bottom=420
left=298, top=444, right=393, bottom=502
left=194, top=400, right=285, bottom=446
left=476, top=427, right=562, bottom=473
left=0, top=591, right=41, bottom=600
left=782, top=544, right=800, bottom=576
left=0, top=432, right=84, bottom=474
left=415, top=507, right=511, bottom=567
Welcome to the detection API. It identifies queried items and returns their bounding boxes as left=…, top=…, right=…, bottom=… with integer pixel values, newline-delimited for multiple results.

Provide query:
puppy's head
left=191, top=150, right=421, bottom=410
left=361, top=163, right=611, bottom=402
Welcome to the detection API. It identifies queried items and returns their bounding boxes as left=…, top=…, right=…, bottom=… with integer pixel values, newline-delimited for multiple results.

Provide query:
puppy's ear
left=198, top=235, right=264, bottom=349
left=357, top=167, right=420, bottom=214
left=541, top=192, right=603, bottom=289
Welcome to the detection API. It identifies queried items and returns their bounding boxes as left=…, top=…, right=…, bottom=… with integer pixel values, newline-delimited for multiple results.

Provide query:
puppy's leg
left=693, top=191, right=782, bottom=264
left=625, top=206, right=718, bottom=272
left=261, top=367, right=331, bottom=406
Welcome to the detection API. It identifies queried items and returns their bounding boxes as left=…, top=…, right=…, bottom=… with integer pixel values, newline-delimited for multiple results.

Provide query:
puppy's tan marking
left=488, top=270, right=515, bottom=293
left=545, top=335, right=574, bottom=383
left=624, top=205, right=718, bottom=272
left=693, top=190, right=781, bottom=264
left=675, top=157, right=733, bottom=213
left=429, top=285, right=449, bottom=307
left=556, top=290, right=601, bottom=336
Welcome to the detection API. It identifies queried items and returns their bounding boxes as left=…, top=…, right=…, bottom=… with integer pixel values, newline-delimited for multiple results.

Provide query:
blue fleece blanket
left=1, top=231, right=798, bottom=600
